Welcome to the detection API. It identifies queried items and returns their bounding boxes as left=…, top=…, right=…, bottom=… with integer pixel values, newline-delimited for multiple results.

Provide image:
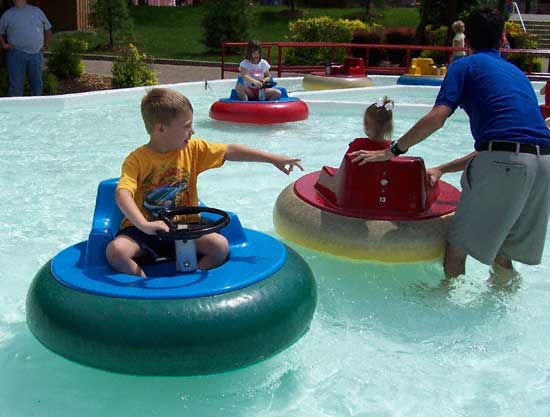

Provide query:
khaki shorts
left=448, top=149, right=550, bottom=265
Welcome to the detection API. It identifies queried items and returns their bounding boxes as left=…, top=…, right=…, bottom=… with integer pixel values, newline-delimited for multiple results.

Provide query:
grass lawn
left=53, top=5, right=419, bottom=62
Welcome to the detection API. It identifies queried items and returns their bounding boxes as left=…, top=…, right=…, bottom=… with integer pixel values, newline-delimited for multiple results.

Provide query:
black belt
left=478, top=141, right=550, bottom=155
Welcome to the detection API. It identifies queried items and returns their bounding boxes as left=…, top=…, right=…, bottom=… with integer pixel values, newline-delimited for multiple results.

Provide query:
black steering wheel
left=262, top=81, right=278, bottom=89
left=156, top=206, right=231, bottom=240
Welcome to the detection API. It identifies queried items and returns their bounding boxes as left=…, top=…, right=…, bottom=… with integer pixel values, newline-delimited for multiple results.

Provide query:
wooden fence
left=31, top=0, right=94, bottom=30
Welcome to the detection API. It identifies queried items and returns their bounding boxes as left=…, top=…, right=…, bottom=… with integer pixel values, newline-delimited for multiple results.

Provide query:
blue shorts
left=117, top=226, right=175, bottom=263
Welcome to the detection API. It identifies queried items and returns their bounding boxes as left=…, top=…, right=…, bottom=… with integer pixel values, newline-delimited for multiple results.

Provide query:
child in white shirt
left=236, top=40, right=281, bottom=101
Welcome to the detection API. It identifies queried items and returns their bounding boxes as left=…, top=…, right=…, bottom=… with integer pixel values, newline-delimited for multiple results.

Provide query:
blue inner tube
left=52, top=228, right=287, bottom=299
left=26, top=179, right=317, bottom=375
left=397, top=74, right=443, bottom=86
left=218, top=86, right=300, bottom=104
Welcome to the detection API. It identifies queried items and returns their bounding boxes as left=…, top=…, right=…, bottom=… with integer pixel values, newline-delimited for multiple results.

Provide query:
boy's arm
left=224, top=144, right=303, bottom=175
left=115, top=189, right=169, bottom=235
left=426, top=151, right=477, bottom=185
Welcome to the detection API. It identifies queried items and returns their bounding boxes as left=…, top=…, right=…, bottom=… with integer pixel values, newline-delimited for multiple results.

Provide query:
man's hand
left=3, top=43, right=13, bottom=51
left=349, top=148, right=393, bottom=166
left=425, top=167, right=443, bottom=186
left=41, top=44, right=48, bottom=52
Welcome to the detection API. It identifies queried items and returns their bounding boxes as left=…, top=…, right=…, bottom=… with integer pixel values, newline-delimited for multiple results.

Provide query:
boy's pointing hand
left=273, top=157, right=304, bottom=175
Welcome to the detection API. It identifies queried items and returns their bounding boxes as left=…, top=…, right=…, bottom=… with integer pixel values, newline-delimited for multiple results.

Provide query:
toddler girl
left=350, top=96, right=395, bottom=163
left=451, top=20, right=466, bottom=62
left=363, top=96, right=394, bottom=145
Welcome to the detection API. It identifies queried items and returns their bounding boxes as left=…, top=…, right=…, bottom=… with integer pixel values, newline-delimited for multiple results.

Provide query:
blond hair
left=364, top=96, right=394, bottom=139
left=141, top=88, right=193, bottom=134
left=452, top=20, right=465, bottom=34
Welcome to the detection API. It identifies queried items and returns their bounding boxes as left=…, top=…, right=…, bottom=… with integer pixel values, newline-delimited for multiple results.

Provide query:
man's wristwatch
left=389, top=140, right=407, bottom=156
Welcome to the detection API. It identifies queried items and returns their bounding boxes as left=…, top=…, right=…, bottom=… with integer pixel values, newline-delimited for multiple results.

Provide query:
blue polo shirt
left=435, top=49, right=550, bottom=149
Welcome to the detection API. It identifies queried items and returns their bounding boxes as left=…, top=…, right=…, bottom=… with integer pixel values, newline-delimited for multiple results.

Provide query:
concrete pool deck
left=84, top=59, right=238, bottom=84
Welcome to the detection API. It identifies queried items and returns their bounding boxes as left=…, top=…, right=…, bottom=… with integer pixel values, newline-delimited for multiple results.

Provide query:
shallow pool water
left=1, top=77, right=550, bottom=417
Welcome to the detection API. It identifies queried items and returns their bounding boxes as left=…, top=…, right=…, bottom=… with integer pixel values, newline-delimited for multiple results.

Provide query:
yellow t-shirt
left=117, top=138, right=227, bottom=230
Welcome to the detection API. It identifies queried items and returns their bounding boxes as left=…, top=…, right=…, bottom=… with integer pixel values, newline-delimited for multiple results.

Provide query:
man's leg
left=27, top=52, right=44, bottom=96
left=488, top=252, right=520, bottom=290
left=6, top=49, right=26, bottom=97
left=493, top=253, right=513, bottom=270
left=443, top=242, right=467, bottom=279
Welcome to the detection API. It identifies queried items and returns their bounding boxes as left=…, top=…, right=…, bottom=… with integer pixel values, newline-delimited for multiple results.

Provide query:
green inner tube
left=26, top=245, right=317, bottom=376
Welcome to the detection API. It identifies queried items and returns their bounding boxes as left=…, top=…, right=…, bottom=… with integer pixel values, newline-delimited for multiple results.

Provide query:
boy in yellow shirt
left=107, top=88, right=303, bottom=277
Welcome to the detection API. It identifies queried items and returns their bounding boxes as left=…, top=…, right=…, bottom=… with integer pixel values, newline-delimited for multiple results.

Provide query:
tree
left=415, top=0, right=493, bottom=44
left=289, top=0, right=296, bottom=13
left=363, top=0, right=385, bottom=19
left=90, top=0, right=134, bottom=47
left=201, top=0, right=252, bottom=51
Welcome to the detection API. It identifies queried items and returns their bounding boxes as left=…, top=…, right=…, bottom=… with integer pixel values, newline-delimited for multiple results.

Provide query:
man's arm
left=350, top=104, right=453, bottom=165
left=42, top=29, right=52, bottom=51
left=224, top=144, right=303, bottom=175
left=426, top=151, right=477, bottom=185
left=0, top=34, right=12, bottom=50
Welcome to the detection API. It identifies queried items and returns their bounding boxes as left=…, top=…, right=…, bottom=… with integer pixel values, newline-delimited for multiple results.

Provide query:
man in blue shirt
left=0, top=0, right=52, bottom=96
left=351, top=7, right=550, bottom=282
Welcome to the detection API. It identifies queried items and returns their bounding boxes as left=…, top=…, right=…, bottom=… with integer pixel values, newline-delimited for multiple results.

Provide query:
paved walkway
left=84, top=59, right=239, bottom=84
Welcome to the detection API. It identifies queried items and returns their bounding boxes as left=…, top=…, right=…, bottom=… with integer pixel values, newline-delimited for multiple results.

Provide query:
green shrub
left=201, top=0, right=252, bottom=51
left=0, top=65, right=7, bottom=96
left=42, top=71, right=58, bottom=94
left=350, top=23, right=385, bottom=65
left=351, top=28, right=384, bottom=66
left=111, top=43, right=158, bottom=89
left=0, top=66, right=57, bottom=96
left=285, top=17, right=370, bottom=65
left=505, top=21, right=541, bottom=72
left=419, top=25, right=448, bottom=64
left=47, top=37, right=88, bottom=79
left=384, top=27, right=416, bottom=65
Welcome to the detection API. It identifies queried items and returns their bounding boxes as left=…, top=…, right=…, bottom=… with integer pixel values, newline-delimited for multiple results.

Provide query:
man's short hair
left=141, top=88, right=193, bottom=134
left=465, top=7, right=504, bottom=50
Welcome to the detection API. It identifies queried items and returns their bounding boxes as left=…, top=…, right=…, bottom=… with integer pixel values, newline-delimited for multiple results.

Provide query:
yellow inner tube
left=273, top=184, right=454, bottom=263
left=302, top=74, right=373, bottom=91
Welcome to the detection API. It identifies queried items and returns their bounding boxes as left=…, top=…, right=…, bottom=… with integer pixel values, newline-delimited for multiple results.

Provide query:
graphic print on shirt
left=141, top=165, right=191, bottom=218
left=248, top=67, right=264, bottom=81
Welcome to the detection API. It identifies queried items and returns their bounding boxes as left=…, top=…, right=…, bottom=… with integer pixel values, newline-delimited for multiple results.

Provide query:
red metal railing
left=221, top=41, right=550, bottom=81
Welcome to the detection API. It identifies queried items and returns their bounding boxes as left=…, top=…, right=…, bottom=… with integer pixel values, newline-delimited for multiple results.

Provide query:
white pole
left=511, top=1, right=527, bottom=32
